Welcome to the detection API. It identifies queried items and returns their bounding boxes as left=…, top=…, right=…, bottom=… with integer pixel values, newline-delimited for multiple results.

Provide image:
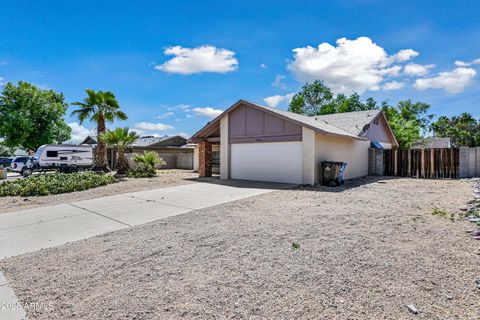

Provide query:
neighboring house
left=412, top=137, right=452, bottom=149
left=191, top=100, right=398, bottom=184
left=80, top=136, right=98, bottom=146
left=81, top=135, right=194, bottom=170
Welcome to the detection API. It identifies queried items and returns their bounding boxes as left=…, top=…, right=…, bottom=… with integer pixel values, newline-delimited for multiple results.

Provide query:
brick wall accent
left=199, top=141, right=213, bottom=177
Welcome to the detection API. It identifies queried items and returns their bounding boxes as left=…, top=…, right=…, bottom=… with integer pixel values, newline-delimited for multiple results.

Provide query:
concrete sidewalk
left=0, top=180, right=291, bottom=259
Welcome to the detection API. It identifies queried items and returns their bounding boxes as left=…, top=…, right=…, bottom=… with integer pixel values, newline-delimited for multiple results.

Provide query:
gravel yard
left=1, top=177, right=479, bottom=319
left=0, top=170, right=197, bottom=213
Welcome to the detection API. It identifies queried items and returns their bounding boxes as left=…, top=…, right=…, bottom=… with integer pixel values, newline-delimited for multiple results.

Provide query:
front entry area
left=230, top=142, right=303, bottom=184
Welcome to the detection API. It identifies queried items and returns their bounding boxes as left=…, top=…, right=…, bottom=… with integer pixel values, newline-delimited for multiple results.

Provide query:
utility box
left=320, top=161, right=348, bottom=186
left=0, top=169, right=7, bottom=180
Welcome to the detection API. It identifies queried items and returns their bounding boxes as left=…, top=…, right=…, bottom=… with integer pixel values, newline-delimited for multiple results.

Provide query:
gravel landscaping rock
left=1, top=177, right=479, bottom=319
left=0, top=170, right=197, bottom=213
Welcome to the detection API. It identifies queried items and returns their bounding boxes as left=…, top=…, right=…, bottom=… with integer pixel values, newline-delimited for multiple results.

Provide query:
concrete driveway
left=0, top=180, right=292, bottom=259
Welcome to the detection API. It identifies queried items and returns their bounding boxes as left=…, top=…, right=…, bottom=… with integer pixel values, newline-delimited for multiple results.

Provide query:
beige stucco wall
left=362, top=115, right=395, bottom=147
left=315, top=133, right=370, bottom=181
left=302, top=127, right=316, bottom=185
left=220, top=115, right=229, bottom=179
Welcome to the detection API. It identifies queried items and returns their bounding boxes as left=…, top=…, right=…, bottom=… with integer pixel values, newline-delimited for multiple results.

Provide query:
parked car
left=10, top=156, right=33, bottom=175
left=0, top=157, right=13, bottom=168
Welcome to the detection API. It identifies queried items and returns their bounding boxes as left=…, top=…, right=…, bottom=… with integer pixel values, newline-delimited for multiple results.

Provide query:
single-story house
left=191, top=100, right=398, bottom=184
left=81, top=135, right=194, bottom=169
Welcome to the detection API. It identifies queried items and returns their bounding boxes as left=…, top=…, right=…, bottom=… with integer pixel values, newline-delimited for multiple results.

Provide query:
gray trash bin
left=320, top=161, right=348, bottom=186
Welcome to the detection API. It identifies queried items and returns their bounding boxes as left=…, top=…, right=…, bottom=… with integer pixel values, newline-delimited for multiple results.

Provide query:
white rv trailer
left=24, top=144, right=93, bottom=176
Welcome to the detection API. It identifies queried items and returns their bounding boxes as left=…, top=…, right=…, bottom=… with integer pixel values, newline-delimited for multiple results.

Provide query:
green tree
left=289, top=80, right=335, bottom=116
left=0, top=81, right=71, bottom=152
left=100, top=127, right=139, bottom=174
left=431, top=113, right=479, bottom=146
left=71, top=89, right=128, bottom=171
left=0, top=144, right=15, bottom=157
left=381, top=100, right=433, bottom=148
left=288, top=80, right=377, bottom=116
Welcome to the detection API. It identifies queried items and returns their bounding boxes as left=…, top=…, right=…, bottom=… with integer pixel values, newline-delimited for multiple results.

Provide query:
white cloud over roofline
left=287, top=36, right=417, bottom=94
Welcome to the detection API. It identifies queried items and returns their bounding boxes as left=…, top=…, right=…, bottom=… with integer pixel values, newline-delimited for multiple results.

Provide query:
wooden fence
left=384, top=148, right=459, bottom=178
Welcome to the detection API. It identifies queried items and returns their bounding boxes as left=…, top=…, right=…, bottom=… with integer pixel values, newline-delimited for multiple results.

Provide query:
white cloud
left=134, top=122, right=174, bottom=131
left=0, top=76, right=4, bottom=86
left=192, top=107, right=223, bottom=118
left=166, top=104, right=190, bottom=111
left=186, top=114, right=193, bottom=118
left=454, top=58, right=480, bottom=67
left=263, top=93, right=295, bottom=108
left=413, top=67, right=477, bottom=94
left=155, top=45, right=238, bottom=75
left=157, top=111, right=174, bottom=119
left=394, top=49, right=419, bottom=62
left=272, top=74, right=287, bottom=89
left=260, top=63, right=268, bottom=68
left=287, top=37, right=409, bottom=94
left=382, top=81, right=406, bottom=91
left=67, top=123, right=96, bottom=144
left=378, top=65, right=402, bottom=76
left=404, top=63, right=435, bottom=76
left=454, top=60, right=470, bottom=67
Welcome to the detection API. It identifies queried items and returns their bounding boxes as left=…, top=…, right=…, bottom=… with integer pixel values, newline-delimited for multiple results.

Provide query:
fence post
left=368, top=148, right=376, bottom=175
left=459, top=147, right=470, bottom=178
left=375, top=149, right=384, bottom=176
left=476, top=147, right=480, bottom=177
left=468, top=147, right=476, bottom=178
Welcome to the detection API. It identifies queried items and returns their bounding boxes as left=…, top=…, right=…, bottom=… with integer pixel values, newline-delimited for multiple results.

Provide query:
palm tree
left=71, top=89, right=128, bottom=171
left=100, top=127, right=139, bottom=174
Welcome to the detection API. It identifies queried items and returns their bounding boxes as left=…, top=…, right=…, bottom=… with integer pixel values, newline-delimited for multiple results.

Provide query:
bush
left=0, top=172, right=117, bottom=197
left=128, top=151, right=165, bottom=178
left=127, top=166, right=156, bottom=178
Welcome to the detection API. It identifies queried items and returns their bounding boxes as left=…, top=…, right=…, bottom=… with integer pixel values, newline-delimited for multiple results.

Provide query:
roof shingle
left=311, top=109, right=382, bottom=136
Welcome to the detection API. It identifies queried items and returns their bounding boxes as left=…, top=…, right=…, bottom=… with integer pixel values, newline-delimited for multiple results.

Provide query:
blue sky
left=0, top=0, right=479, bottom=142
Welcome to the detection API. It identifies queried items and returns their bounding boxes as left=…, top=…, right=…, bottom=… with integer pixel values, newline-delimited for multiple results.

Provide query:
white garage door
left=230, top=142, right=302, bottom=184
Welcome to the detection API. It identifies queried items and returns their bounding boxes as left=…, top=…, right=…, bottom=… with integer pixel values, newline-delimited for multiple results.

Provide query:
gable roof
left=133, top=135, right=187, bottom=147
left=80, top=135, right=187, bottom=147
left=191, top=100, right=365, bottom=141
left=412, top=137, right=452, bottom=149
left=312, top=109, right=382, bottom=136
left=80, top=135, right=98, bottom=145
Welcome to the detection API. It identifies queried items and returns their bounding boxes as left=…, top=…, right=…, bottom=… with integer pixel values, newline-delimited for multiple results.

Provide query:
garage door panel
left=230, top=142, right=302, bottom=184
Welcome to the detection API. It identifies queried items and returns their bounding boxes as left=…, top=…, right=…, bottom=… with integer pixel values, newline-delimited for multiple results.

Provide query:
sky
left=0, top=0, right=479, bottom=142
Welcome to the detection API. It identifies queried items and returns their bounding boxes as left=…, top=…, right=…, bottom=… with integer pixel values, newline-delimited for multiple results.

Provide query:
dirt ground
left=0, top=170, right=197, bottom=213
left=1, top=177, right=479, bottom=319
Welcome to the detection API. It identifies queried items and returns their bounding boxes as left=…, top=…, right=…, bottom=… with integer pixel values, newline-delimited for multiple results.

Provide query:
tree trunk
left=116, top=147, right=129, bottom=175
left=94, top=113, right=109, bottom=172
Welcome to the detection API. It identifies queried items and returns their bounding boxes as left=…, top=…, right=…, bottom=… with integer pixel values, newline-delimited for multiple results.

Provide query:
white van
left=25, top=144, right=93, bottom=176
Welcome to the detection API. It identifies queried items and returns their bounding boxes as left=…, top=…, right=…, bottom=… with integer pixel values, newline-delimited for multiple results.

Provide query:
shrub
left=0, top=172, right=117, bottom=197
left=291, top=242, right=301, bottom=250
left=128, top=151, right=165, bottom=178
left=127, top=166, right=156, bottom=178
